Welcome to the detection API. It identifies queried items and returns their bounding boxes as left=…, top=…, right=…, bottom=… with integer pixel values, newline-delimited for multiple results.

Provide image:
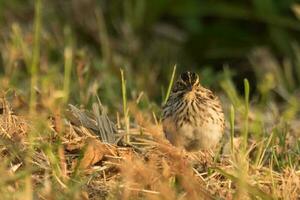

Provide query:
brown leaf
left=65, top=142, right=85, bottom=151
left=80, top=191, right=89, bottom=200
left=79, top=137, right=117, bottom=169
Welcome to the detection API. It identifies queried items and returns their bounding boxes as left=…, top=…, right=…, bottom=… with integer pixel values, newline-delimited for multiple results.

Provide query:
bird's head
left=172, top=71, right=200, bottom=93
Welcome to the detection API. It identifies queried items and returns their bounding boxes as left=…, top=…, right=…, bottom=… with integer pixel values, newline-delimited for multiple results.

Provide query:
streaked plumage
left=162, top=71, right=225, bottom=151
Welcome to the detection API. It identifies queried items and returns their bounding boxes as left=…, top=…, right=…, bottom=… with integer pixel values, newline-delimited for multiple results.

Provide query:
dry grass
left=1, top=1, right=300, bottom=199
left=0, top=96, right=299, bottom=200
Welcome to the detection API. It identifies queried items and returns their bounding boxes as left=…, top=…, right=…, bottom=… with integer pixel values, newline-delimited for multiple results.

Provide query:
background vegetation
left=0, top=0, right=299, bottom=199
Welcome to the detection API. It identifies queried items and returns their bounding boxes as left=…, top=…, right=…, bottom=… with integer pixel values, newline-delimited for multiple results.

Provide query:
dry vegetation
left=1, top=1, right=300, bottom=199
left=0, top=92, right=299, bottom=199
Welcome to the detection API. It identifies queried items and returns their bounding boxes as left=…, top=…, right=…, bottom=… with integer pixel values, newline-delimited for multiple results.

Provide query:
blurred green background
left=1, top=0, right=300, bottom=110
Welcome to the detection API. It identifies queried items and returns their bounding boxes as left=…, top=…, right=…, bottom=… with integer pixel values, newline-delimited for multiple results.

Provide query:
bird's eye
left=173, top=82, right=186, bottom=92
left=178, top=82, right=185, bottom=90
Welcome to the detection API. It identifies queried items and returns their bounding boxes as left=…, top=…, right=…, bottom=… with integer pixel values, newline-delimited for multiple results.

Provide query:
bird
left=162, top=71, right=225, bottom=151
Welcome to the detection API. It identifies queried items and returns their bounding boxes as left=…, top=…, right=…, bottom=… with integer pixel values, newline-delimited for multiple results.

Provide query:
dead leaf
left=80, top=191, right=89, bottom=200
left=79, top=137, right=117, bottom=169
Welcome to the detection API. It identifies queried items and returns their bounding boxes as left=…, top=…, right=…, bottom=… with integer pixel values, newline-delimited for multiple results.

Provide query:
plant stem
left=164, top=64, right=177, bottom=105
left=243, top=78, right=250, bottom=152
left=30, top=0, right=41, bottom=114
left=63, top=27, right=73, bottom=105
left=230, top=104, right=235, bottom=154
left=121, top=69, right=130, bottom=143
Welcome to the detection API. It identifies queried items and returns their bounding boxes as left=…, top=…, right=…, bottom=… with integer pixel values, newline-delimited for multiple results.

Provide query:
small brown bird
left=162, top=71, right=225, bottom=151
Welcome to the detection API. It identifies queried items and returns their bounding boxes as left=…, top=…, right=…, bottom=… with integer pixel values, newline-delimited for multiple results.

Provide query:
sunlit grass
left=0, top=2, right=300, bottom=200
left=163, top=64, right=177, bottom=105
left=242, top=78, right=250, bottom=152
left=63, top=27, right=73, bottom=105
left=29, top=0, right=41, bottom=114
left=121, top=68, right=130, bottom=144
left=229, top=105, right=235, bottom=154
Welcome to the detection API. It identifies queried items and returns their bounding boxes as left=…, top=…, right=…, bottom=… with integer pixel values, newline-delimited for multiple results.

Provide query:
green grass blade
left=243, top=78, right=250, bottom=151
left=213, top=167, right=273, bottom=200
left=163, top=64, right=177, bottom=104
left=230, top=104, right=235, bottom=154
left=63, top=27, right=73, bottom=105
left=30, top=0, right=41, bottom=114
left=120, top=68, right=130, bottom=143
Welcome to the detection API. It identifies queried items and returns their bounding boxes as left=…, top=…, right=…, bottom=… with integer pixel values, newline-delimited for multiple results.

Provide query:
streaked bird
left=162, top=71, right=225, bottom=151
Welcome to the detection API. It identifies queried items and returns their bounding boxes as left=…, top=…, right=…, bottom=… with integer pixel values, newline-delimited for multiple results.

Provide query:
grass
left=63, top=27, right=73, bottom=105
left=29, top=0, right=41, bottom=114
left=1, top=66, right=299, bottom=199
left=0, top=1, right=300, bottom=200
left=163, top=65, right=177, bottom=105
left=229, top=105, right=235, bottom=155
left=242, top=78, right=250, bottom=153
left=121, top=68, right=130, bottom=144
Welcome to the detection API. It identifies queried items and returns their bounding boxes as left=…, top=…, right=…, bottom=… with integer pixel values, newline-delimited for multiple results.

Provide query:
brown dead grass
left=0, top=97, right=300, bottom=200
